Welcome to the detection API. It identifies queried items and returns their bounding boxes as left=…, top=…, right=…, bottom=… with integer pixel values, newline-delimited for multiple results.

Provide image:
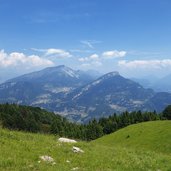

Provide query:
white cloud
left=79, top=54, right=102, bottom=67
left=45, top=48, right=72, bottom=58
left=78, top=57, right=89, bottom=62
left=0, top=49, right=54, bottom=68
left=89, top=54, right=99, bottom=60
left=118, top=59, right=171, bottom=69
left=78, top=53, right=99, bottom=62
left=28, top=55, right=54, bottom=66
left=31, top=48, right=72, bottom=58
left=78, top=50, right=127, bottom=67
left=102, top=50, right=127, bottom=58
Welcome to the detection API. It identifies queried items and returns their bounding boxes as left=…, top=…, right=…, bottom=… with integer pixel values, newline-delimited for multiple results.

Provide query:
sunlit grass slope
left=96, top=120, right=171, bottom=154
left=1, top=121, right=171, bottom=171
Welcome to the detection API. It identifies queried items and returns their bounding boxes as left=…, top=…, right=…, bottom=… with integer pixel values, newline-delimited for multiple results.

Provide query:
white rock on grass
left=40, top=155, right=54, bottom=163
left=66, top=160, right=71, bottom=163
left=58, top=137, right=77, bottom=143
left=72, top=146, right=84, bottom=153
left=71, top=167, right=79, bottom=170
left=52, top=162, right=56, bottom=165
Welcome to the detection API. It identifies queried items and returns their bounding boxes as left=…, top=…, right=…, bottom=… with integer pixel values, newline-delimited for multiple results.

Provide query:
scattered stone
left=40, top=155, right=54, bottom=163
left=52, top=162, right=56, bottom=165
left=72, top=146, right=84, bottom=153
left=58, top=137, right=77, bottom=143
left=71, top=167, right=79, bottom=170
left=66, top=160, right=71, bottom=163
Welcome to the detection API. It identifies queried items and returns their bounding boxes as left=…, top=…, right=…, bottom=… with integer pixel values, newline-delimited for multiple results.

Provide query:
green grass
left=1, top=121, right=171, bottom=171
left=96, top=120, right=171, bottom=154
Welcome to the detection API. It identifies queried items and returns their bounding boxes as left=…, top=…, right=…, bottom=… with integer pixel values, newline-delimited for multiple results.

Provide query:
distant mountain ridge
left=54, top=71, right=165, bottom=122
left=0, top=65, right=96, bottom=107
left=0, top=65, right=171, bottom=122
left=6, top=65, right=93, bottom=87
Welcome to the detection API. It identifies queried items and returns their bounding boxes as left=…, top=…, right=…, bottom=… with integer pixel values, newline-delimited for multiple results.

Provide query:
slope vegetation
left=1, top=121, right=171, bottom=171
left=96, top=120, right=171, bottom=154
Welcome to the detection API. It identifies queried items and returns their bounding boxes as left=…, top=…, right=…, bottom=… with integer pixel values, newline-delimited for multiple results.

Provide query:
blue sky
left=0, top=0, right=171, bottom=81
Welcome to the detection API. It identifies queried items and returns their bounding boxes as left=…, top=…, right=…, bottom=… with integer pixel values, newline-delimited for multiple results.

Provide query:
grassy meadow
left=1, top=121, right=171, bottom=171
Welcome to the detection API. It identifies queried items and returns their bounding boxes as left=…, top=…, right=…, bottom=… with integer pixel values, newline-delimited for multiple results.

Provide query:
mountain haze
left=153, top=74, right=171, bottom=92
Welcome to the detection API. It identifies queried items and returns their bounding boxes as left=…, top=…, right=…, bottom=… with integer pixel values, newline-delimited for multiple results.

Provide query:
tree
left=86, top=119, right=103, bottom=140
left=163, top=105, right=171, bottom=120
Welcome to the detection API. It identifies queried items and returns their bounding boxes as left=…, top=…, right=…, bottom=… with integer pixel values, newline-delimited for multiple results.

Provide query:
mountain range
left=0, top=65, right=171, bottom=122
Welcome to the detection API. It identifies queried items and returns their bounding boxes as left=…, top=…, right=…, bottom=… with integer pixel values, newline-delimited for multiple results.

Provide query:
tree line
left=0, top=103, right=171, bottom=141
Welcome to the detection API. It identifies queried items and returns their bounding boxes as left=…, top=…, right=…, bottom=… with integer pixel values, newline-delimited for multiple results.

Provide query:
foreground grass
left=1, top=121, right=171, bottom=171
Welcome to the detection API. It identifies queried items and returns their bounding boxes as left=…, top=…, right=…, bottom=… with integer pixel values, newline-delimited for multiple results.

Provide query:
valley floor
left=1, top=121, right=171, bottom=171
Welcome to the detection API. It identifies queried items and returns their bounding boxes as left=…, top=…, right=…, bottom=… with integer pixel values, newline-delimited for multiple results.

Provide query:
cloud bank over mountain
left=0, top=49, right=54, bottom=68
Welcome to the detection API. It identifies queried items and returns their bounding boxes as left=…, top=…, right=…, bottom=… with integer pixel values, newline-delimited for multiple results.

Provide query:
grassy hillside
left=96, top=120, right=171, bottom=154
left=1, top=121, right=171, bottom=171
